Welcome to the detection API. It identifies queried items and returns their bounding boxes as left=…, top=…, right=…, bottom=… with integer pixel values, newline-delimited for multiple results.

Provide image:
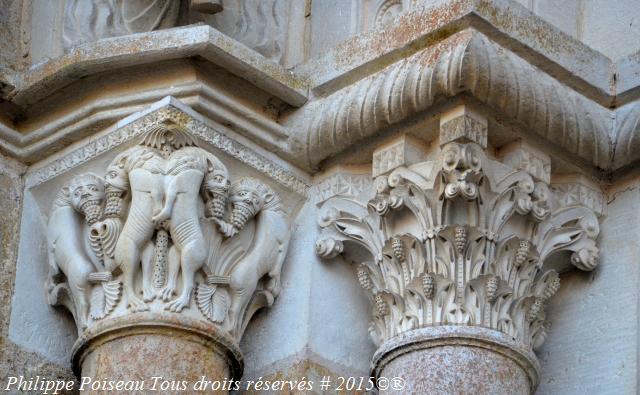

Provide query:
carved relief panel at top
left=58, top=0, right=290, bottom=64
left=62, top=0, right=227, bottom=48
left=47, top=121, right=291, bottom=341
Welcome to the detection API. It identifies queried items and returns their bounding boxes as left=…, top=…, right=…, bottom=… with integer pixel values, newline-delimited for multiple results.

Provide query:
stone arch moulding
left=10, top=96, right=307, bottom=385
left=315, top=104, right=604, bottom=394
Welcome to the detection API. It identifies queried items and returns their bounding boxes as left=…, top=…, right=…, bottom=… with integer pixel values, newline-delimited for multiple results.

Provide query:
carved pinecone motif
left=81, top=200, right=102, bottom=225
left=391, top=237, right=406, bottom=262
left=422, top=273, right=435, bottom=299
left=153, top=229, right=169, bottom=289
left=104, top=192, right=123, bottom=218
left=527, top=297, right=544, bottom=322
left=232, top=205, right=252, bottom=230
left=374, top=293, right=389, bottom=315
left=357, top=266, right=373, bottom=290
left=207, top=197, right=226, bottom=219
left=515, top=240, right=530, bottom=267
left=486, top=276, right=499, bottom=303
left=542, top=276, right=560, bottom=300
left=454, top=226, right=467, bottom=253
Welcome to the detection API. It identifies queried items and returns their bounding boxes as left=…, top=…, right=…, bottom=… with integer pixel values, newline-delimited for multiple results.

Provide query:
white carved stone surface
left=316, top=122, right=602, bottom=353
left=63, top=0, right=181, bottom=48
left=4, top=0, right=640, bottom=391
left=61, top=0, right=229, bottom=50
left=550, top=180, right=606, bottom=217
left=372, top=135, right=430, bottom=177
left=45, top=121, right=292, bottom=343
left=197, top=0, right=290, bottom=64
left=439, top=108, right=488, bottom=149
left=293, top=29, right=612, bottom=170
left=312, top=171, right=372, bottom=205
left=500, top=141, right=551, bottom=184
left=27, top=103, right=310, bottom=197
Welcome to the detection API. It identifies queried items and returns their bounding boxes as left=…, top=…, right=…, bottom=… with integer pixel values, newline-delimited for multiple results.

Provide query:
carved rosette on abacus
left=315, top=138, right=600, bottom=356
left=46, top=121, right=290, bottom=343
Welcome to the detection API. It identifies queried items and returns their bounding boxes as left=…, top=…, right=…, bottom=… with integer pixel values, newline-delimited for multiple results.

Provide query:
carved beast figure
left=152, top=146, right=230, bottom=312
left=109, top=143, right=167, bottom=311
left=47, top=173, right=105, bottom=331
left=210, top=178, right=290, bottom=336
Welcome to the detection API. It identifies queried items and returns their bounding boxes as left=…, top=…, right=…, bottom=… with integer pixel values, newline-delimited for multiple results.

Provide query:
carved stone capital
left=46, top=120, right=293, bottom=382
left=316, top=118, right=602, bottom=392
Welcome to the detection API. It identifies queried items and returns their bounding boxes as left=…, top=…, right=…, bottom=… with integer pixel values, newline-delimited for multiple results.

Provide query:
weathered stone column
left=371, top=326, right=539, bottom=394
left=44, top=119, right=292, bottom=393
left=71, top=314, right=243, bottom=394
left=315, top=105, right=601, bottom=394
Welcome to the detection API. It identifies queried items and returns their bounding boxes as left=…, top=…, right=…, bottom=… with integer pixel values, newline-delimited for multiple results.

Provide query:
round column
left=72, top=313, right=243, bottom=394
left=371, top=326, right=540, bottom=395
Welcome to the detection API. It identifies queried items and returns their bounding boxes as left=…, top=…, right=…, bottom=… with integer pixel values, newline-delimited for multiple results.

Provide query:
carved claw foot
left=142, top=286, right=156, bottom=302
left=165, top=295, right=190, bottom=312
left=127, top=295, right=150, bottom=312
left=160, top=284, right=176, bottom=302
left=213, top=218, right=239, bottom=238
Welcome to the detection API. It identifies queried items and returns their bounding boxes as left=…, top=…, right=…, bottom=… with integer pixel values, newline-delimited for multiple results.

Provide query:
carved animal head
left=230, top=179, right=266, bottom=211
left=203, top=161, right=230, bottom=196
left=105, top=154, right=130, bottom=192
left=202, top=155, right=230, bottom=219
left=228, top=177, right=283, bottom=229
left=67, top=174, right=105, bottom=224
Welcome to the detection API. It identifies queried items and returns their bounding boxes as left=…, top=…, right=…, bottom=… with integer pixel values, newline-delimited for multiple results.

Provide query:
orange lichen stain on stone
left=331, top=0, right=470, bottom=70
left=475, top=0, right=576, bottom=57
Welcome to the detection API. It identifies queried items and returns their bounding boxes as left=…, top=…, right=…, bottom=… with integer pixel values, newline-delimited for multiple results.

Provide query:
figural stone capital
left=46, top=120, right=292, bottom=379
left=315, top=108, right=602, bottom=392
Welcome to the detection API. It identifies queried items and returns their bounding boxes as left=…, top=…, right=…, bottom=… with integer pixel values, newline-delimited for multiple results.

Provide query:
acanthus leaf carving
left=316, top=140, right=601, bottom=351
left=46, top=121, right=291, bottom=342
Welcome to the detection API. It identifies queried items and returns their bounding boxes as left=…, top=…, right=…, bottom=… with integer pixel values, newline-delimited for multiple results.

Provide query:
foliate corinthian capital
left=316, top=133, right=601, bottom=351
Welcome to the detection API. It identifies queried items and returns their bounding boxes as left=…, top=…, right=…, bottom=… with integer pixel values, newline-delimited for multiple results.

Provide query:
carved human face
left=68, top=175, right=105, bottom=211
left=572, top=246, right=599, bottom=271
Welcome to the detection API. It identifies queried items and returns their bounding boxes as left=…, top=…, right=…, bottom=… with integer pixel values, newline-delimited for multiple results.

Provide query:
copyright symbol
left=377, top=377, right=389, bottom=390
left=391, top=377, right=405, bottom=390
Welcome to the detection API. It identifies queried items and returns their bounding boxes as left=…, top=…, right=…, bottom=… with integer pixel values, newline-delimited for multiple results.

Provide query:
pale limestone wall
left=537, top=183, right=640, bottom=394
left=515, top=0, right=640, bottom=61
left=0, top=153, right=76, bottom=391
left=240, top=200, right=375, bottom=382
left=0, top=1, right=25, bottom=72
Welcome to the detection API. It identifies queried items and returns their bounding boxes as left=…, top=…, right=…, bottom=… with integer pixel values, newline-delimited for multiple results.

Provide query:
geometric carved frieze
left=27, top=102, right=310, bottom=197
left=316, top=137, right=601, bottom=352
left=499, top=140, right=551, bottom=184
left=551, top=175, right=606, bottom=216
left=372, top=135, right=430, bottom=177
left=312, top=169, right=372, bottom=205
left=46, top=121, right=293, bottom=344
left=439, top=105, right=488, bottom=149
